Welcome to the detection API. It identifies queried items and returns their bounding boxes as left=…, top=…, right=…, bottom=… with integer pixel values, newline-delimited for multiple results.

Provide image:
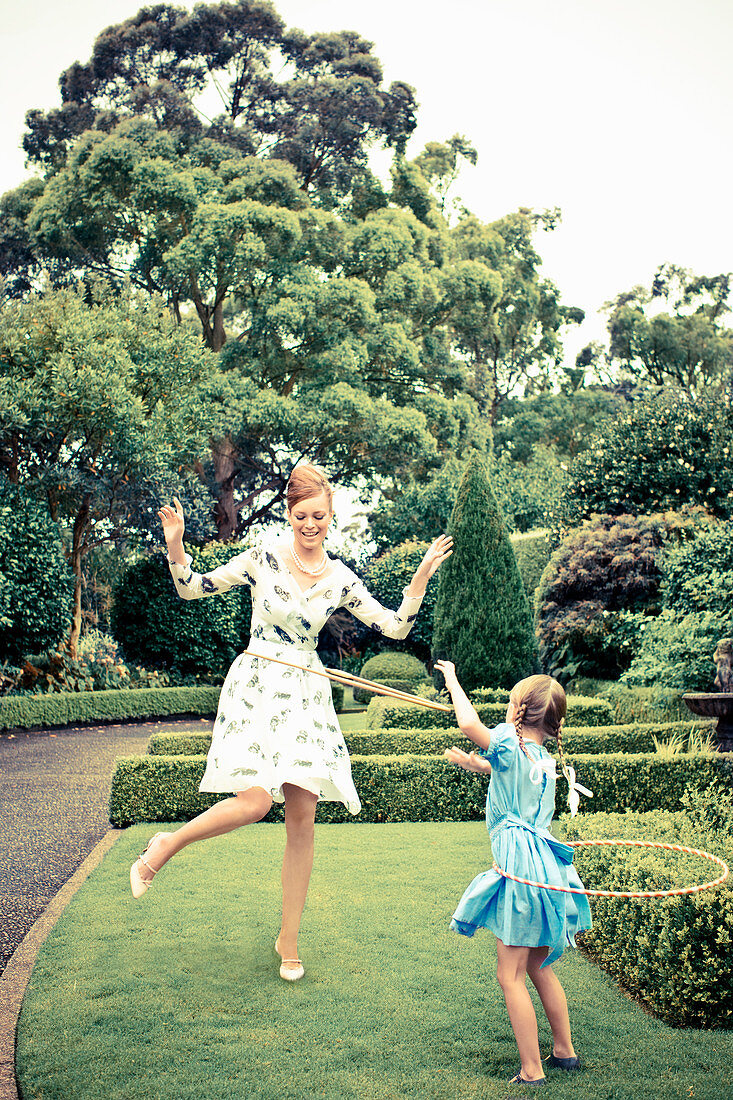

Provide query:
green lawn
left=16, top=823, right=731, bottom=1100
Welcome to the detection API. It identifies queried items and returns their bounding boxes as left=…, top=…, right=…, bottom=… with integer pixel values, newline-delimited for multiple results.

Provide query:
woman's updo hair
left=511, top=674, right=567, bottom=758
left=286, top=463, right=334, bottom=512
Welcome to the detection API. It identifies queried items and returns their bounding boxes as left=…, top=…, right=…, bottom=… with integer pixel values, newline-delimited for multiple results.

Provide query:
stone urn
left=683, top=638, right=733, bottom=753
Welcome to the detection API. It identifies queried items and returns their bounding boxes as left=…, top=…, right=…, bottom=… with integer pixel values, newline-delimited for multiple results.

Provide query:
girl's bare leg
left=277, top=783, right=319, bottom=971
left=495, top=940, right=545, bottom=1082
left=527, top=946, right=576, bottom=1059
left=134, top=786, right=273, bottom=884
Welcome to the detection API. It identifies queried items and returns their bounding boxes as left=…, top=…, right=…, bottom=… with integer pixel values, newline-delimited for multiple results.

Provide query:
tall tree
left=605, top=263, right=733, bottom=397
left=0, top=286, right=218, bottom=654
left=431, top=454, right=538, bottom=690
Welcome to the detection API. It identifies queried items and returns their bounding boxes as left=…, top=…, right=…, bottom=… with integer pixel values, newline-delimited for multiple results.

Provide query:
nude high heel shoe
left=130, top=832, right=166, bottom=898
left=274, top=939, right=304, bottom=982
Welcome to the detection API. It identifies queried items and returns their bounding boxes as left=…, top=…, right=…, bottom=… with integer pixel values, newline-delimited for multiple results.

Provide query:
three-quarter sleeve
left=340, top=574, right=423, bottom=640
left=168, top=548, right=258, bottom=601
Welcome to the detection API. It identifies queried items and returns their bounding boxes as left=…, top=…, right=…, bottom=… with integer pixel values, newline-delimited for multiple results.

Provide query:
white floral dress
left=167, top=537, right=423, bottom=813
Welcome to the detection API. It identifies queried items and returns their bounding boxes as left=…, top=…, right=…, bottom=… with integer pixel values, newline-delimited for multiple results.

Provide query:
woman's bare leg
left=527, top=946, right=576, bottom=1059
left=495, top=940, right=545, bottom=1082
left=277, top=783, right=318, bottom=971
left=134, top=786, right=273, bottom=885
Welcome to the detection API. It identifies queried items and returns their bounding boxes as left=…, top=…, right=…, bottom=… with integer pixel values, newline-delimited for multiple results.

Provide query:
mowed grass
left=16, top=822, right=732, bottom=1100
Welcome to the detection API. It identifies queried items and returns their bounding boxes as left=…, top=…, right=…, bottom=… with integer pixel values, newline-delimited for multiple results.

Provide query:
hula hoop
left=493, top=839, right=730, bottom=899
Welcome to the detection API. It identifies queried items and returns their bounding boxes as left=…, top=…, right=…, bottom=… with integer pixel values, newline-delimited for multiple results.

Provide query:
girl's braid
left=514, top=701, right=531, bottom=759
left=555, top=716, right=567, bottom=773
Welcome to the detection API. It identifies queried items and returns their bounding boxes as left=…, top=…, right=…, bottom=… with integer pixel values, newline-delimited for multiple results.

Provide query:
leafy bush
left=595, top=683, right=694, bottom=725
left=492, top=446, right=567, bottom=532
left=360, top=651, right=427, bottom=681
left=0, top=685, right=221, bottom=731
left=8, top=631, right=171, bottom=695
left=562, top=391, right=733, bottom=524
left=111, top=543, right=252, bottom=676
left=661, top=520, right=733, bottom=617
left=364, top=694, right=613, bottom=729
left=110, top=748, right=732, bottom=826
left=361, top=541, right=437, bottom=661
left=535, top=513, right=670, bottom=682
left=509, top=530, right=552, bottom=608
left=561, top=807, right=733, bottom=1028
left=432, top=455, right=537, bottom=690
left=0, top=482, right=74, bottom=661
left=622, top=609, right=732, bottom=692
left=149, top=719, right=716, bottom=760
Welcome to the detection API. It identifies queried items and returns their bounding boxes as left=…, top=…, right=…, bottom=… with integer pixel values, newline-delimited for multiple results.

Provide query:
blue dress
left=451, top=724, right=592, bottom=966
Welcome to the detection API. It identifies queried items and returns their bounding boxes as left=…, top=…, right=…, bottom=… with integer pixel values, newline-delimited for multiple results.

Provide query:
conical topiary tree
left=431, top=454, right=538, bottom=690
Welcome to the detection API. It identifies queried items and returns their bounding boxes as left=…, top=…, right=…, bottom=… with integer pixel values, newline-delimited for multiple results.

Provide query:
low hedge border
left=0, top=686, right=221, bottom=731
left=558, top=809, right=732, bottom=1029
left=352, top=679, right=420, bottom=705
left=110, top=750, right=732, bottom=826
left=146, top=719, right=718, bottom=759
left=0, top=681, right=344, bottom=732
left=364, top=695, right=615, bottom=730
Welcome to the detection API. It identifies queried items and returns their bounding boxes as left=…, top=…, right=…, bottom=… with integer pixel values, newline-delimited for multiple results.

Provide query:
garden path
left=0, top=718, right=209, bottom=975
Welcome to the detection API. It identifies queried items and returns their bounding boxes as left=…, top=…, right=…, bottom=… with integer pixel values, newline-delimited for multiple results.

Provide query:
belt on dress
left=490, top=813, right=574, bottom=866
left=246, top=637, right=317, bottom=654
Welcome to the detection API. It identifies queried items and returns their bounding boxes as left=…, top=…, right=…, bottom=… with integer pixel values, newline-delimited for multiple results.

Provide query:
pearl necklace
left=290, top=538, right=329, bottom=576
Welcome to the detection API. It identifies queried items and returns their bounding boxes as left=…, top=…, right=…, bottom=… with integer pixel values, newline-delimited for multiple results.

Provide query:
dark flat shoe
left=545, top=1052, right=581, bottom=1070
left=509, top=1071, right=546, bottom=1087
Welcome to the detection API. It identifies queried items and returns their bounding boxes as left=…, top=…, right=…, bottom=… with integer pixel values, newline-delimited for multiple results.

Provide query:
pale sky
left=2, top=0, right=732, bottom=367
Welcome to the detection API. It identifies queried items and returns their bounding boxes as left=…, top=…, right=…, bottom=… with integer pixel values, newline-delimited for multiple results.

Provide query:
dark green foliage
left=364, top=694, right=613, bottom=730
left=661, top=520, right=733, bottom=618
left=563, top=392, right=733, bottom=524
left=622, top=610, right=731, bottom=692
left=591, top=682, right=692, bottom=724
left=510, top=530, right=552, bottom=608
left=359, top=651, right=427, bottom=682
left=0, top=685, right=220, bottom=731
left=622, top=521, right=733, bottom=691
left=492, top=446, right=567, bottom=532
left=362, top=541, right=437, bottom=660
left=111, top=543, right=252, bottom=676
left=562, top=807, right=733, bottom=1029
left=0, top=482, right=74, bottom=661
left=149, top=719, right=716, bottom=760
left=432, top=455, right=537, bottom=690
left=109, top=748, right=732, bottom=826
left=535, top=514, right=669, bottom=682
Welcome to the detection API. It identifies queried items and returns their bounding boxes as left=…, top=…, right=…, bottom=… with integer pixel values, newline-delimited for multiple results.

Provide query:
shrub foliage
left=432, top=455, right=537, bottom=690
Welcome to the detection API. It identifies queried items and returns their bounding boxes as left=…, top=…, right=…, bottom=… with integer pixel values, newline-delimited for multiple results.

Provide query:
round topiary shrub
left=0, top=482, right=74, bottom=661
left=111, top=542, right=252, bottom=677
left=359, top=651, right=428, bottom=682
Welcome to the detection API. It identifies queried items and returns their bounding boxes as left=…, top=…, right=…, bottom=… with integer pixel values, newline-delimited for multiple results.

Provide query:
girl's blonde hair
left=512, top=673, right=568, bottom=771
left=286, top=464, right=334, bottom=511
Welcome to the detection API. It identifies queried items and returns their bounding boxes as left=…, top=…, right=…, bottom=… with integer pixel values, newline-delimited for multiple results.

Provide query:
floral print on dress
left=166, top=537, right=424, bottom=813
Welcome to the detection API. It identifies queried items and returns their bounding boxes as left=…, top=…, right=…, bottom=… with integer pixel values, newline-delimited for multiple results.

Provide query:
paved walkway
left=0, top=718, right=209, bottom=975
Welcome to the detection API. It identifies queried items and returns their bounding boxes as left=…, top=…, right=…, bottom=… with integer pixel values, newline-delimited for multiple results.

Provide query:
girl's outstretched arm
left=434, top=660, right=492, bottom=750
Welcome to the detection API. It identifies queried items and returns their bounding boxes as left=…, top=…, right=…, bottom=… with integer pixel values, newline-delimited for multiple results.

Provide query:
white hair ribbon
left=561, top=763, right=593, bottom=817
left=528, top=757, right=557, bottom=785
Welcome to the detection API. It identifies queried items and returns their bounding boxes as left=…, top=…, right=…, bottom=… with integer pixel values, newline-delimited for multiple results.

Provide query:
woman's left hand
left=416, top=534, right=453, bottom=580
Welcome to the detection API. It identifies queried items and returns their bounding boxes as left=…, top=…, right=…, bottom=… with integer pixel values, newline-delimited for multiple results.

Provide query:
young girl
left=435, top=660, right=592, bottom=1088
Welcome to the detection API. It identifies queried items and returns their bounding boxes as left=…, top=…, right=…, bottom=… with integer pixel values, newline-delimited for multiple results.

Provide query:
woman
left=130, top=463, right=452, bottom=981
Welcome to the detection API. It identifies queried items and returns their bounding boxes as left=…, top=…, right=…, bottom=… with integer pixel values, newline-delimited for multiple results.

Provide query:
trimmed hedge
left=146, top=720, right=718, bottom=760
left=109, top=749, right=732, bottom=825
left=0, top=685, right=221, bottom=731
left=0, top=681, right=344, bottom=732
left=364, top=694, right=614, bottom=730
left=559, top=809, right=732, bottom=1029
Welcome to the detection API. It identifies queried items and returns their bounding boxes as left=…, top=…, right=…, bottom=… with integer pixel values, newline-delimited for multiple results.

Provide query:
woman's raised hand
left=158, top=497, right=185, bottom=546
left=443, top=746, right=492, bottom=774
left=417, top=534, right=454, bottom=581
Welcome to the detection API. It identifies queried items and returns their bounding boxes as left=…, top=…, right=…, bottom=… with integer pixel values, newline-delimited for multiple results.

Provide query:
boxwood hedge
left=364, top=694, right=614, bottom=729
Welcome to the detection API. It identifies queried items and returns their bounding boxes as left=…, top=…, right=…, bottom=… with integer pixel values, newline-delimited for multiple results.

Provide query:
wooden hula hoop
left=243, top=649, right=453, bottom=712
left=493, top=838, right=729, bottom=899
